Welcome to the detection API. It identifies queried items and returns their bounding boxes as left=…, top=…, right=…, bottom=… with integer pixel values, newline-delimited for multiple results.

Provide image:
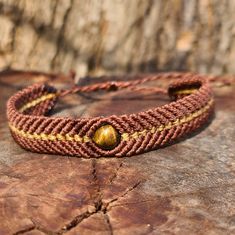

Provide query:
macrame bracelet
left=7, top=73, right=214, bottom=158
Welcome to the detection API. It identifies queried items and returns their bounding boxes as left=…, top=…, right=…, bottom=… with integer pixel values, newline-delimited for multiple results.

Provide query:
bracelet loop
left=7, top=73, right=214, bottom=158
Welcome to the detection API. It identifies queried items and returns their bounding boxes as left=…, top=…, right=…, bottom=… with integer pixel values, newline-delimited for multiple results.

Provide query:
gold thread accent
left=131, top=132, right=139, bottom=139
left=173, top=89, right=198, bottom=95
left=65, top=134, right=74, bottom=141
left=122, top=133, right=129, bottom=141
left=19, top=88, right=195, bottom=113
left=74, top=135, right=82, bottom=142
left=19, top=93, right=57, bottom=112
left=9, top=124, right=91, bottom=143
left=9, top=99, right=214, bottom=143
left=150, top=127, right=156, bottom=133
left=83, top=136, right=91, bottom=143
left=56, top=134, right=65, bottom=141
left=122, top=98, right=213, bottom=141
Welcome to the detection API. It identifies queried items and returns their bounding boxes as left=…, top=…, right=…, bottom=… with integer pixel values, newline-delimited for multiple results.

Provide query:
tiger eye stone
left=92, top=124, right=120, bottom=150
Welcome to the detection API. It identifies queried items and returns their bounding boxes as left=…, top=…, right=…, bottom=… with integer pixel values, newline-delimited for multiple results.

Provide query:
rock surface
left=0, top=71, right=234, bottom=235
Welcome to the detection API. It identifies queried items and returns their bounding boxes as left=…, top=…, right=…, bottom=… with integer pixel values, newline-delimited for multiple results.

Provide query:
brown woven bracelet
left=6, top=72, right=214, bottom=158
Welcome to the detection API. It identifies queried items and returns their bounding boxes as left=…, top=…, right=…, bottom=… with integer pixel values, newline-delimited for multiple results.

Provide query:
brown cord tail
left=7, top=72, right=214, bottom=158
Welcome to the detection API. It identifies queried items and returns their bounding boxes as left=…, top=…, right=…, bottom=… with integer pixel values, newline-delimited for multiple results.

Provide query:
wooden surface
left=1, top=0, right=235, bottom=76
left=0, top=71, right=234, bottom=235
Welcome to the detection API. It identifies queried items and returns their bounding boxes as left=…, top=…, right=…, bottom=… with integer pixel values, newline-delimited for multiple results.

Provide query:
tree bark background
left=0, top=0, right=235, bottom=77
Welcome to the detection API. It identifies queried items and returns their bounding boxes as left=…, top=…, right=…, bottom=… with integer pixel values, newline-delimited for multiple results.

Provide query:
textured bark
left=0, top=0, right=235, bottom=76
left=0, top=71, right=234, bottom=235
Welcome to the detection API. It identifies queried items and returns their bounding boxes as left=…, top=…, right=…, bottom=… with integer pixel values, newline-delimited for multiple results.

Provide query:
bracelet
left=6, top=73, right=214, bottom=158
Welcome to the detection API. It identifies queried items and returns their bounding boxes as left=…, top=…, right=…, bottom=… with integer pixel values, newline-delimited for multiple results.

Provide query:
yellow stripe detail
left=19, top=88, right=195, bottom=113
left=173, top=89, right=198, bottom=95
left=9, top=99, right=213, bottom=143
left=8, top=124, right=91, bottom=143
left=121, top=98, right=213, bottom=141
left=122, top=133, right=129, bottom=141
left=19, top=93, right=57, bottom=112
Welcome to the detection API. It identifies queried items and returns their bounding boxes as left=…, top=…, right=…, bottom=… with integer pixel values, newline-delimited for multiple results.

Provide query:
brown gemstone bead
left=92, top=124, right=120, bottom=150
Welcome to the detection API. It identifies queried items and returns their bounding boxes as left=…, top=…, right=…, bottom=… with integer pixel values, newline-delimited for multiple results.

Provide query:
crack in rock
left=13, top=225, right=35, bottom=235
left=59, top=210, right=98, bottom=234
left=104, top=181, right=142, bottom=210
left=92, top=159, right=103, bottom=210
left=55, top=159, right=104, bottom=234
left=12, top=159, right=142, bottom=235
left=109, top=161, right=124, bottom=184
left=57, top=161, right=142, bottom=234
left=103, top=212, right=114, bottom=235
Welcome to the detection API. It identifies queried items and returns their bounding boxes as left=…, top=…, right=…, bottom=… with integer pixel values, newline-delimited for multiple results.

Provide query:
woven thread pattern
left=7, top=73, right=214, bottom=158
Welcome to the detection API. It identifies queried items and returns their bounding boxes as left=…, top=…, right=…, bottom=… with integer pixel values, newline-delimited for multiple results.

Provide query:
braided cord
left=7, top=73, right=214, bottom=158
